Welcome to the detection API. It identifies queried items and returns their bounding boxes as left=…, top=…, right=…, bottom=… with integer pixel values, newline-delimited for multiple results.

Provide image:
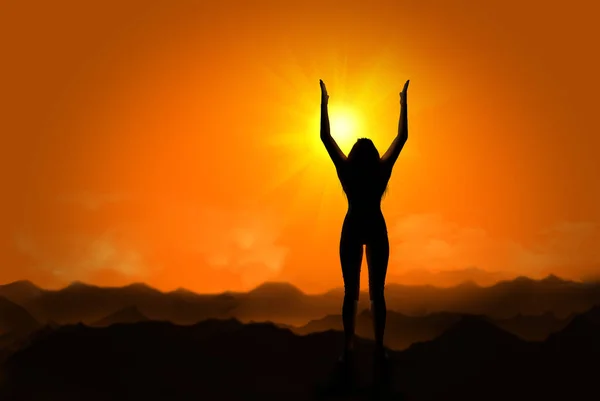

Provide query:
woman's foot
left=319, top=350, right=355, bottom=396
left=328, top=348, right=355, bottom=393
left=373, top=347, right=391, bottom=388
left=339, top=347, right=354, bottom=362
left=374, top=347, right=389, bottom=363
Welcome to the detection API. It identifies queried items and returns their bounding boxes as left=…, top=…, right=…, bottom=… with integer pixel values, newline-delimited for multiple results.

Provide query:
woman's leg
left=366, top=231, right=390, bottom=355
left=339, top=229, right=363, bottom=358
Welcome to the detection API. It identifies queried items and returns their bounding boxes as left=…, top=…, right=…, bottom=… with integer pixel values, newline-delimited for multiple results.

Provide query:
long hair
left=345, top=138, right=389, bottom=197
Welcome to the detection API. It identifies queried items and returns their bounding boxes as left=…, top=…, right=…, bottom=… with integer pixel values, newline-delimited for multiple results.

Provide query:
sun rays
left=249, top=47, right=404, bottom=234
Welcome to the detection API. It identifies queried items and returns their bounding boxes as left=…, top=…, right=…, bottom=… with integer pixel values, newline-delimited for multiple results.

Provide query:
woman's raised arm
left=381, top=80, right=410, bottom=173
left=320, top=79, right=346, bottom=168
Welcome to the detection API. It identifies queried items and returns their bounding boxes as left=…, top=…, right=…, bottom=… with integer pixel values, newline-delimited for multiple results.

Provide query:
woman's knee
left=369, top=286, right=385, bottom=303
left=344, top=285, right=360, bottom=301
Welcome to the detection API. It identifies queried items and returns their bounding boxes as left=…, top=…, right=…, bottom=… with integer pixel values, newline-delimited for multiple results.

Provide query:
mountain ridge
left=1, top=305, right=598, bottom=401
left=0, top=273, right=585, bottom=297
left=1, top=275, right=599, bottom=327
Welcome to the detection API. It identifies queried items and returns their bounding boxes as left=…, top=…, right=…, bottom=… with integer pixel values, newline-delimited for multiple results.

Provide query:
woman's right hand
left=320, top=79, right=329, bottom=105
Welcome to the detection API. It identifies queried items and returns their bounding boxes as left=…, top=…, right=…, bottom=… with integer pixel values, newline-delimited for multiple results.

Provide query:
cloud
left=13, top=230, right=145, bottom=283
left=387, top=266, right=511, bottom=287
left=10, top=192, right=289, bottom=291
left=170, top=203, right=289, bottom=288
left=388, top=214, right=600, bottom=280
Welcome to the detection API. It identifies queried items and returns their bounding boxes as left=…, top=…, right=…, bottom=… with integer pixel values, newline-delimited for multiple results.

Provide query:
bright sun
left=329, top=105, right=362, bottom=153
left=310, top=104, right=363, bottom=154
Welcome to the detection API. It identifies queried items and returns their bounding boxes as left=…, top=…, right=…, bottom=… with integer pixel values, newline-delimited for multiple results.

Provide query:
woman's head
left=347, top=138, right=380, bottom=169
left=343, top=138, right=389, bottom=198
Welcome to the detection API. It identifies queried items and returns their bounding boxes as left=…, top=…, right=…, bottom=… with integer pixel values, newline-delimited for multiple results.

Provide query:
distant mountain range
left=0, top=296, right=39, bottom=335
left=0, top=275, right=596, bottom=368
left=1, top=275, right=598, bottom=328
left=91, top=305, right=149, bottom=327
left=291, top=309, right=573, bottom=349
left=0, top=305, right=598, bottom=401
left=387, top=266, right=513, bottom=287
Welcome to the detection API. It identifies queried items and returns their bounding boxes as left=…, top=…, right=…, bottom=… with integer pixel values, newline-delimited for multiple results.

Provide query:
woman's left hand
left=400, top=80, right=410, bottom=106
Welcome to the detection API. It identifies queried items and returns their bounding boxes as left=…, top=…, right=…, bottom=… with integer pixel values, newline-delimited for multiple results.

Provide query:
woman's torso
left=337, top=162, right=390, bottom=241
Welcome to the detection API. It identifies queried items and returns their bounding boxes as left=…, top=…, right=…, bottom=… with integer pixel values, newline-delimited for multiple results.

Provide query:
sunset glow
left=1, top=0, right=599, bottom=294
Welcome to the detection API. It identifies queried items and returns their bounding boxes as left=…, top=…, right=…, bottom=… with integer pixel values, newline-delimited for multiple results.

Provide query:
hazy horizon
left=0, top=271, right=590, bottom=296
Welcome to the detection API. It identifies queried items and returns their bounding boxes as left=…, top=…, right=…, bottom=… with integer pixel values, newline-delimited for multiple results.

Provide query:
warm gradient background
left=1, top=0, right=599, bottom=293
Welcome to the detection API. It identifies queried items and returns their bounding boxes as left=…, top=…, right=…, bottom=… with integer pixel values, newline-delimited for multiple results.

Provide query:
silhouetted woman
left=319, top=79, right=409, bottom=368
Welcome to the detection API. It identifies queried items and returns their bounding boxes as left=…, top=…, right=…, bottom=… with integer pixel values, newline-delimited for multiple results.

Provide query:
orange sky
left=1, top=0, right=599, bottom=293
